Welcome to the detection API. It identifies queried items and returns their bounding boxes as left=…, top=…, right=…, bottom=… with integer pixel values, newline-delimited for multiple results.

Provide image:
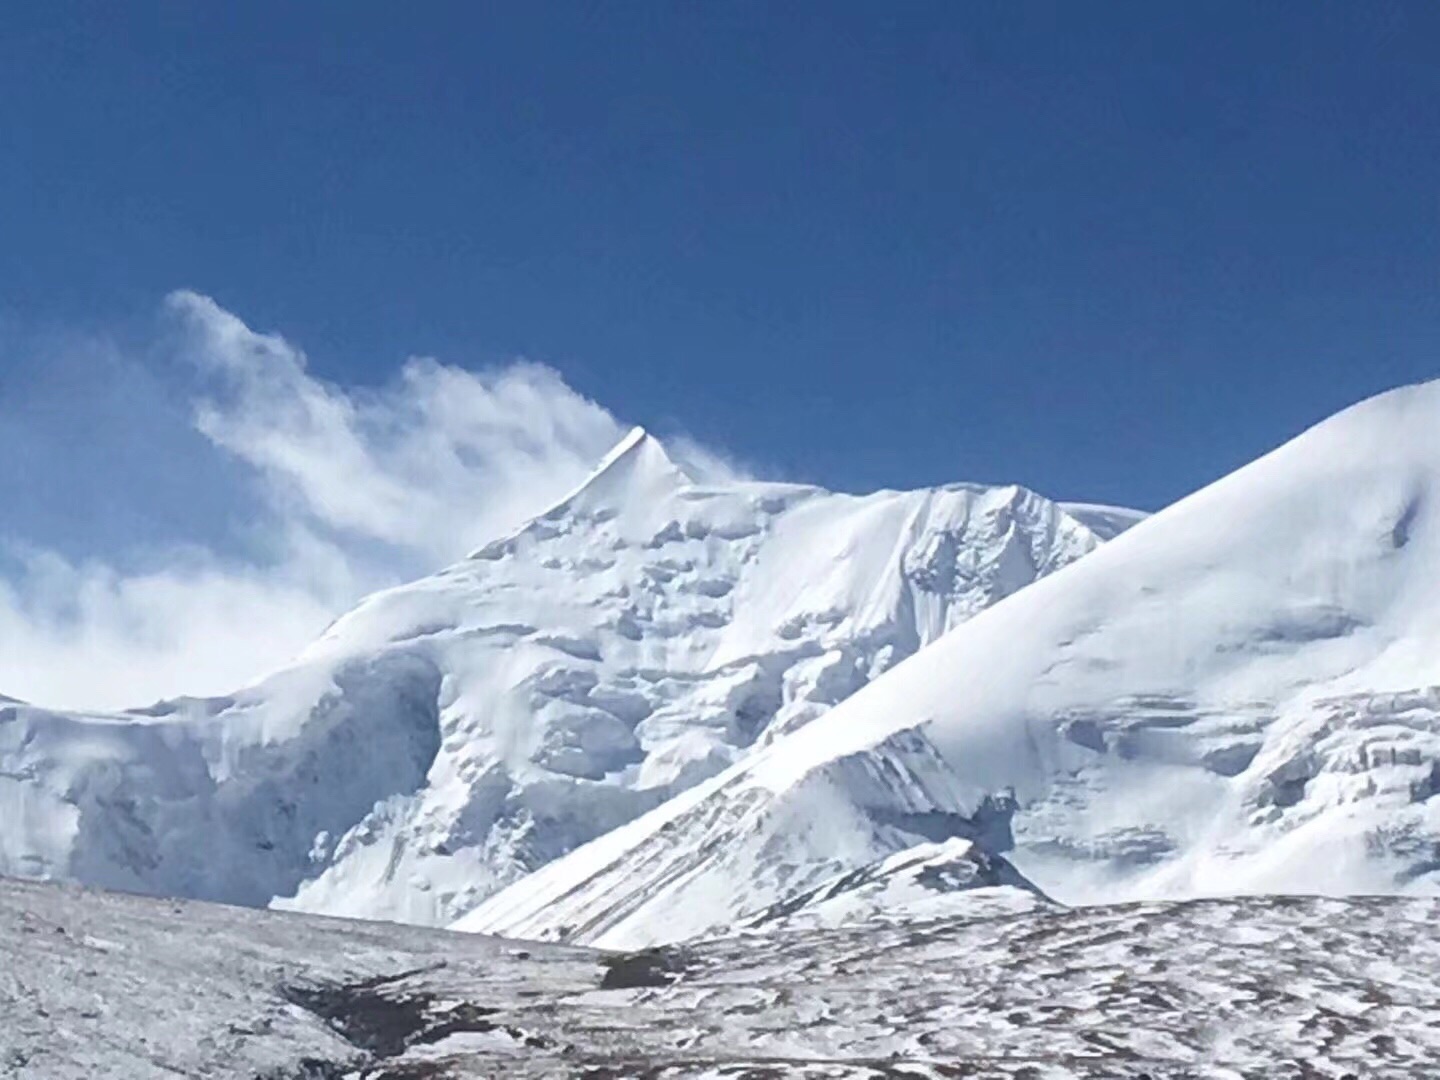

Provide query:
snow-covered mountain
left=459, top=381, right=1440, bottom=948
left=0, top=427, right=1127, bottom=925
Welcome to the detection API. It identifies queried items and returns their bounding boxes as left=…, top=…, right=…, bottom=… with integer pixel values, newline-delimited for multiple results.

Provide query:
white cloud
left=665, top=433, right=756, bottom=486
left=171, top=290, right=624, bottom=569
left=0, top=293, right=630, bottom=711
left=0, top=532, right=363, bottom=712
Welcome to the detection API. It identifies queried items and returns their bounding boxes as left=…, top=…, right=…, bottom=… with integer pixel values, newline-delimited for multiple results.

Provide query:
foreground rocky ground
left=2, top=877, right=1436, bottom=1078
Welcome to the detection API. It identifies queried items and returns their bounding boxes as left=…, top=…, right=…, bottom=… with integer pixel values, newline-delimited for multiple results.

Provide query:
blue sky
left=1, top=2, right=1437, bottom=706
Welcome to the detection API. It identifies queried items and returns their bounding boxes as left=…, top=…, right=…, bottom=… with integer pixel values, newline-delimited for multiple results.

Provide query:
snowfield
left=4, top=875, right=1440, bottom=1079
left=0, top=427, right=1124, bottom=927
left=461, top=380, right=1440, bottom=947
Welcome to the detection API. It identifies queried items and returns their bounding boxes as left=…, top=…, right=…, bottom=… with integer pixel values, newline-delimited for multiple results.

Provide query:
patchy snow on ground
left=3, top=876, right=1438, bottom=1079
left=737, top=838, right=1052, bottom=933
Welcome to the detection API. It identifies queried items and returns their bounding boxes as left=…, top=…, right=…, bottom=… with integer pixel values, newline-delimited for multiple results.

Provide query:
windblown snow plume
left=171, top=290, right=625, bottom=566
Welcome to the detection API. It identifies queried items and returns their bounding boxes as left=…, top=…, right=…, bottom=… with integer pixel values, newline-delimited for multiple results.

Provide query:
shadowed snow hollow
left=459, top=382, right=1440, bottom=948
left=0, top=427, right=1125, bottom=926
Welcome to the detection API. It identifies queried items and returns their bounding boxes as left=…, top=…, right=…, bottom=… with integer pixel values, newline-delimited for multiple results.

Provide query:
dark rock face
left=598, top=946, right=690, bottom=990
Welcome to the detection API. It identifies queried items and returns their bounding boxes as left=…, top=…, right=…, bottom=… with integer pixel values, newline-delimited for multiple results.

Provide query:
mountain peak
left=591, top=426, right=675, bottom=480
left=561, top=425, right=693, bottom=513
left=467, top=427, right=694, bottom=559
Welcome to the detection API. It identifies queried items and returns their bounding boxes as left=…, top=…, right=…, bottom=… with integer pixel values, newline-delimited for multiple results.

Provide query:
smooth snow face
left=0, top=427, right=1118, bottom=926
left=461, top=382, right=1440, bottom=948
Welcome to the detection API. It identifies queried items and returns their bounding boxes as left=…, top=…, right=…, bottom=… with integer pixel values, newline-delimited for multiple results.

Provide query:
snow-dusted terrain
left=0, top=428, right=1124, bottom=926
left=461, top=381, right=1440, bottom=948
left=5, top=875, right=1440, bottom=1079
left=737, top=837, right=1051, bottom=933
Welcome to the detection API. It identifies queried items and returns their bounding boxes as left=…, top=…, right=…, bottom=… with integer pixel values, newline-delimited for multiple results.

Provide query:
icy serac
left=460, top=381, right=1440, bottom=948
left=0, top=427, right=1128, bottom=926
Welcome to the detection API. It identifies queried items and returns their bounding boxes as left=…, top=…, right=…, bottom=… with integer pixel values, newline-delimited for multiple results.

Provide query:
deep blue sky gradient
left=3, top=1, right=1438, bottom=511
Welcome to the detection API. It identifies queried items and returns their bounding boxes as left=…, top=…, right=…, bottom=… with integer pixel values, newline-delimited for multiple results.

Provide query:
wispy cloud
left=172, top=290, right=624, bottom=567
left=0, top=293, right=628, bottom=710
left=0, top=532, right=362, bottom=713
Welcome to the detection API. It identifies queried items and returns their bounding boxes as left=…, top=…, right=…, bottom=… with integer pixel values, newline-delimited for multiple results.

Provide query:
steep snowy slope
left=461, top=381, right=1440, bottom=947
left=0, top=428, right=1124, bottom=926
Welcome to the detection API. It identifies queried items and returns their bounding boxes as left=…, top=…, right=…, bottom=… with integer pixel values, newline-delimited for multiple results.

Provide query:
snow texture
left=461, top=381, right=1440, bottom=948
left=0, top=427, right=1120, bottom=927
left=738, top=837, right=1052, bottom=933
left=3, top=875, right=1438, bottom=1079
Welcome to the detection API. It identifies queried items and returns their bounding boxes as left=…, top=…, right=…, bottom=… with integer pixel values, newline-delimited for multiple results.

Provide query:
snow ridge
left=739, top=837, right=1052, bottom=933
